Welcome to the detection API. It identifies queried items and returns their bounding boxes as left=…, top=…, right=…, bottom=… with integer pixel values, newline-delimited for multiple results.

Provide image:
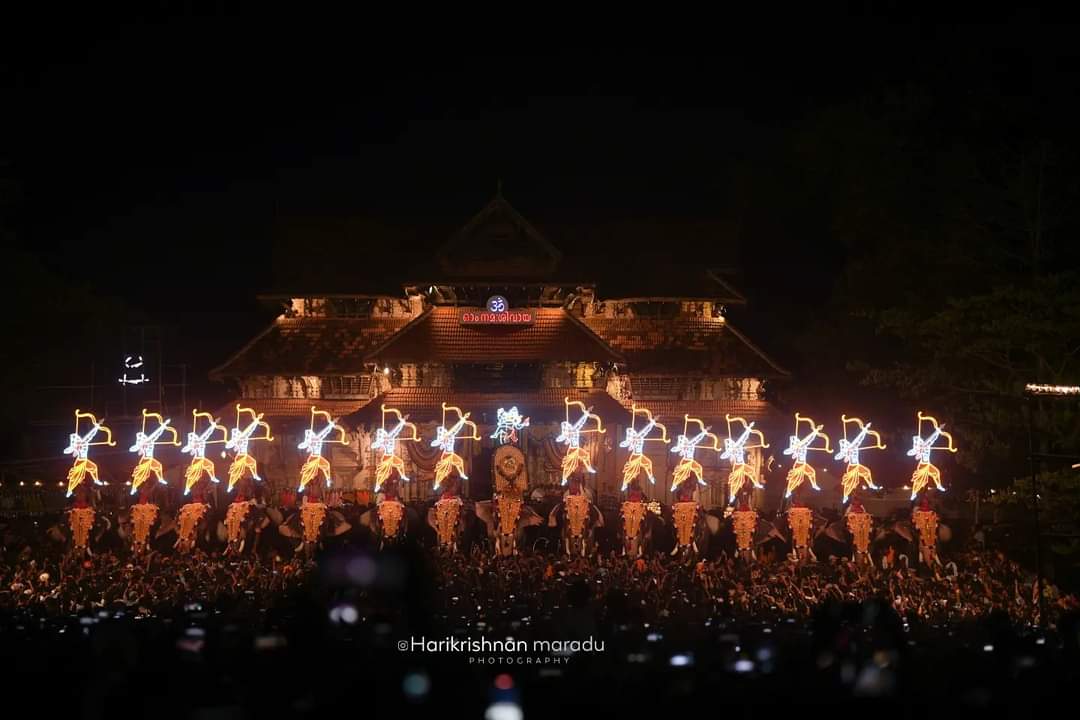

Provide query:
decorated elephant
left=215, top=476, right=280, bottom=557
left=547, top=473, right=603, bottom=557
left=117, top=481, right=168, bottom=555
left=728, top=502, right=787, bottom=563
left=47, top=483, right=112, bottom=559
left=426, top=473, right=475, bottom=554
left=360, top=470, right=420, bottom=550
left=783, top=502, right=831, bottom=563
left=617, top=480, right=664, bottom=558
left=475, top=444, right=542, bottom=556
left=664, top=481, right=721, bottom=563
left=278, top=482, right=351, bottom=561
left=172, top=477, right=218, bottom=554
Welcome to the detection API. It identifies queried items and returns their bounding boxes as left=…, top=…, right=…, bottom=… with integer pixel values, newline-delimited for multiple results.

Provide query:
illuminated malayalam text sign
left=460, top=297, right=534, bottom=325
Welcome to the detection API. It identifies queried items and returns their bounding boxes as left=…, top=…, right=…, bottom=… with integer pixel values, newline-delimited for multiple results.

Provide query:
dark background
left=3, top=9, right=1080, bottom=477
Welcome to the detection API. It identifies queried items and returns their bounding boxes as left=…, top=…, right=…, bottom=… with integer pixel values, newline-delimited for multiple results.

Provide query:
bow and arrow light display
left=783, top=413, right=833, bottom=498
left=720, top=414, right=769, bottom=503
left=619, top=404, right=670, bottom=491
left=181, top=411, right=228, bottom=495
left=297, top=407, right=349, bottom=493
left=225, top=405, right=273, bottom=492
left=670, top=415, right=720, bottom=491
left=555, top=398, right=605, bottom=485
left=835, top=415, right=885, bottom=504
left=129, top=409, right=179, bottom=495
left=64, top=410, right=116, bottom=497
left=490, top=406, right=530, bottom=445
left=372, top=404, right=420, bottom=492
left=430, top=403, right=481, bottom=490
left=907, top=412, right=957, bottom=500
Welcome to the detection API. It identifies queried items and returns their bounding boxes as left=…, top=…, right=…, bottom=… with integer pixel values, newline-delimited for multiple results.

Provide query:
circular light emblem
left=487, top=295, right=508, bottom=313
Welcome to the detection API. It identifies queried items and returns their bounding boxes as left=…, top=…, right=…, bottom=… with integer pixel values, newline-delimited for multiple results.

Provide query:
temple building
left=211, top=193, right=788, bottom=509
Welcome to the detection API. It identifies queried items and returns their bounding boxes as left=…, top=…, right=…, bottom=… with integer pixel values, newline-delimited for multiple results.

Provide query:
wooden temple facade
left=211, top=193, right=788, bottom=509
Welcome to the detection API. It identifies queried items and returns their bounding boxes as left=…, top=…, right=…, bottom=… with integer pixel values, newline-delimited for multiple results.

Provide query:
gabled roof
left=582, top=315, right=789, bottom=378
left=210, top=317, right=411, bottom=379
left=344, top=388, right=630, bottom=426
left=433, top=190, right=563, bottom=278
left=364, top=307, right=624, bottom=364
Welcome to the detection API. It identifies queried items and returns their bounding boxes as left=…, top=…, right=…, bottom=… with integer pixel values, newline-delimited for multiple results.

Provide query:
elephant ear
left=892, top=520, right=914, bottom=543
left=824, top=521, right=848, bottom=543
left=474, top=500, right=494, bottom=530
left=277, top=522, right=300, bottom=539
left=155, top=513, right=176, bottom=539
left=938, top=523, right=952, bottom=543
left=329, top=512, right=351, bottom=536
left=427, top=507, right=439, bottom=530
left=265, top=508, right=284, bottom=526
left=520, top=505, right=543, bottom=527
left=705, top=513, right=722, bottom=536
left=215, top=522, right=228, bottom=543
left=756, top=519, right=786, bottom=546
left=359, top=509, right=377, bottom=531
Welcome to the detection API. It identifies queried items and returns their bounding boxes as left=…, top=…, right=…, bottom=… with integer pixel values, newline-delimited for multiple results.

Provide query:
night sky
left=4, top=10, right=1080, bottom=450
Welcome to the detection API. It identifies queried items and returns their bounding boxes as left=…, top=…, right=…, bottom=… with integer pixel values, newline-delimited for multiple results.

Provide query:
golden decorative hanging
left=130, top=504, right=159, bottom=550
left=69, top=508, right=95, bottom=549
left=434, top=497, right=462, bottom=546
left=496, top=496, right=523, bottom=537
left=564, top=494, right=590, bottom=538
left=621, top=501, right=646, bottom=540
left=301, top=500, right=328, bottom=544
left=912, top=509, right=939, bottom=549
left=225, top=502, right=252, bottom=543
left=672, top=502, right=698, bottom=547
left=787, top=506, right=813, bottom=549
left=732, top=509, right=757, bottom=553
left=176, top=502, right=208, bottom=551
left=378, top=500, right=405, bottom=539
left=846, top=511, right=873, bottom=555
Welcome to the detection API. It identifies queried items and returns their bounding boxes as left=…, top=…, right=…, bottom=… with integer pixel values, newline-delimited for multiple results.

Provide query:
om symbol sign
left=487, top=295, right=508, bottom=313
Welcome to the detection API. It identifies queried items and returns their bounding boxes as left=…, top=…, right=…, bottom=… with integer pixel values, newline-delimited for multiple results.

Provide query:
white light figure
left=224, top=405, right=273, bottom=492
left=619, top=404, right=670, bottom=491
left=556, top=399, right=606, bottom=485
left=181, top=411, right=228, bottom=495
left=297, top=407, right=349, bottom=493
left=129, top=409, right=179, bottom=495
left=720, top=414, right=769, bottom=503
left=372, top=405, right=420, bottom=492
left=670, top=415, right=720, bottom=491
left=490, top=406, right=530, bottom=445
left=906, top=412, right=957, bottom=500
left=782, top=413, right=832, bottom=498
left=430, top=403, right=481, bottom=490
left=64, top=410, right=116, bottom=497
left=835, top=415, right=885, bottom=504
left=118, top=355, right=149, bottom=385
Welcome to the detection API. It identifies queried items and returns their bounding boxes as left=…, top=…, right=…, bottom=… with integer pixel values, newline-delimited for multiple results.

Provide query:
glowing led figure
left=835, top=415, right=886, bottom=504
left=490, top=406, right=530, bottom=445
left=670, top=415, right=720, bottom=491
left=372, top=404, right=420, bottom=492
left=782, top=413, right=833, bottom=498
left=720, top=414, right=769, bottom=503
left=297, top=407, right=349, bottom=493
left=906, top=412, right=957, bottom=500
left=64, top=410, right=116, bottom=497
left=181, top=411, right=228, bottom=495
left=224, top=405, right=273, bottom=492
left=619, top=404, right=670, bottom=491
left=555, top=398, right=606, bottom=485
left=430, top=403, right=481, bottom=490
left=129, top=409, right=180, bottom=495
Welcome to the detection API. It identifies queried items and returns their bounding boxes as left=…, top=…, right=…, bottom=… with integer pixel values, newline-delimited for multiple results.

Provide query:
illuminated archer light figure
left=430, top=403, right=481, bottom=490
left=906, top=412, right=957, bottom=501
left=835, top=415, right=886, bottom=504
left=720, top=414, right=769, bottom=503
left=181, top=411, right=228, bottom=495
left=372, top=404, right=420, bottom=493
left=129, top=409, right=179, bottom=495
left=670, top=415, right=720, bottom=492
left=297, top=407, right=349, bottom=493
left=619, top=404, right=670, bottom=491
left=555, top=398, right=606, bottom=485
left=64, top=410, right=116, bottom=497
left=224, top=405, right=273, bottom=492
left=490, top=406, right=530, bottom=445
left=782, top=413, right=833, bottom=499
